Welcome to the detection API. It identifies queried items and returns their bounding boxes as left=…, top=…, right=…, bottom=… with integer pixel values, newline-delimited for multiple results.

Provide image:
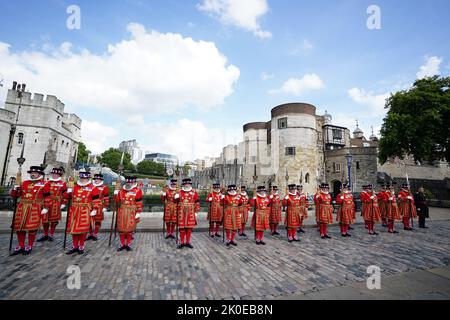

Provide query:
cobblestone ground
left=0, top=221, right=449, bottom=300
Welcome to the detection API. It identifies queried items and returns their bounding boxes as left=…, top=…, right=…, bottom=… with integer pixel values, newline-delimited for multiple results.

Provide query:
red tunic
left=398, top=190, right=417, bottom=218
left=314, top=192, right=333, bottom=224
left=115, top=187, right=143, bottom=233
left=361, top=192, right=381, bottom=222
left=175, top=189, right=200, bottom=229
left=297, top=192, right=309, bottom=219
left=382, top=191, right=401, bottom=220
left=223, top=194, right=243, bottom=230
left=206, top=191, right=223, bottom=222
left=161, top=188, right=178, bottom=223
left=335, top=192, right=355, bottom=224
left=42, top=179, right=68, bottom=224
left=250, top=196, right=271, bottom=231
left=269, top=193, right=282, bottom=224
left=66, top=183, right=100, bottom=235
left=377, top=191, right=387, bottom=220
left=282, top=194, right=301, bottom=229
left=92, top=183, right=109, bottom=222
left=10, top=179, right=50, bottom=232
left=239, top=192, right=250, bottom=224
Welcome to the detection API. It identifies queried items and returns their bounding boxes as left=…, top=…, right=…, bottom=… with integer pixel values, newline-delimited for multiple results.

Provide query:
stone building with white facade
left=0, top=83, right=81, bottom=186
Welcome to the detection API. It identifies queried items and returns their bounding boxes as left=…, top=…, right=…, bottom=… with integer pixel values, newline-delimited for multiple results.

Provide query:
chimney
left=12, top=81, right=17, bottom=90
left=21, top=84, right=26, bottom=92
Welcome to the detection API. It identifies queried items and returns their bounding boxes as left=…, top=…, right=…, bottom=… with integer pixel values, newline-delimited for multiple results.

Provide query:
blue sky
left=0, top=0, right=449, bottom=160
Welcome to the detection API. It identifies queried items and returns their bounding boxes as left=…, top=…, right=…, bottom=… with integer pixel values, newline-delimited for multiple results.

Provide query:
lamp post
left=345, top=150, right=353, bottom=189
left=1, top=81, right=26, bottom=186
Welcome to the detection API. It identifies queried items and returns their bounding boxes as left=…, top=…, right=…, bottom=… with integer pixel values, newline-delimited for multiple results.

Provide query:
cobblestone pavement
left=0, top=221, right=449, bottom=300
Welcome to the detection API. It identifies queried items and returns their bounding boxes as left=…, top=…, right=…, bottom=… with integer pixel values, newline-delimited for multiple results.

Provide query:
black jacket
left=414, top=192, right=429, bottom=218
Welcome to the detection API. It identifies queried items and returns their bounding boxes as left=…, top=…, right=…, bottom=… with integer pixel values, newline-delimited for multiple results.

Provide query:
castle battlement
left=6, top=89, right=65, bottom=114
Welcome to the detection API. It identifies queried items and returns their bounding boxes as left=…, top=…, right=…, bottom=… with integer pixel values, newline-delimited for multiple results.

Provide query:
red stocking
left=119, top=234, right=126, bottom=246
left=43, top=223, right=49, bottom=236
left=226, top=229, right=231, bottom=241
left=186, top=229, right=192, bottom=244
left=94, top=223, right=101, bottom=235
left=180, top=230, right=186, bottom=244
left=231, top=231, right=236, bottom=241
left=72, top=234, right=79, bottom=248
left=28, top=232, right=36, bottom=247
left=126, top=233, right=132, bottom=245
left=50, top=223, right=57, bottom=236
left=17, top=231, right=26, bottom=248
left=79, top=233, right=87, bottom=247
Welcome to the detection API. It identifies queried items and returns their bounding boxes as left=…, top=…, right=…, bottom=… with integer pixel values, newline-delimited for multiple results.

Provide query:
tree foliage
left=379, top=76, right=450, bottom=164
left=77, top=142, right=91, bottom=163
left=97, top=148, right=134, bottom=171
left=136, top=160, right=165, bottom=176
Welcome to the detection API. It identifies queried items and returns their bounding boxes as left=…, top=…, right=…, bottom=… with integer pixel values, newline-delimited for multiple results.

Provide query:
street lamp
left=345, top=150, right=353, bottom=190
left=1, top=81, right=26, bottom=186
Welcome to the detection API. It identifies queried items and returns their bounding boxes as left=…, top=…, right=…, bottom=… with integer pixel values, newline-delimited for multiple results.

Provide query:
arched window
left=17, top=133, right=24, bottom=144
left=305, top=173, right=310, bottom=183
left=61, top=140, right=64, bottom=146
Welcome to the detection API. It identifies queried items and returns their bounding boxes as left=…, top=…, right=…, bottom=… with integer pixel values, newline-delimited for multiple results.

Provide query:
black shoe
left=169, top=234, right=176, bottom=239
left=288, top=238, right=293, bottom=243
left=185, top=243, right=193, bottom=249
left=117, top=246, right=126, bottom=252
left=210, top=234, right=215, bottom=238
left=341, top=234, right=347, bottom=237
left=125, top=246, right=132, bottom=251
left=177, top=244, right=184, bottom=249
left=293, top=238, right=300, bottom=242
left=273, top=231, right=280, bottom=235
left=325, top=234, right=331, bottom=239
left=348, top=226, right=354, bottom=230
left=92, top=236, right=98, bottom=241
left=48, top=235, right=54, bottom=242
left=393, top=230, right=399, bottom=233
left=165, top=234, right=171, bottom=239
left=215, top=233, right=220, bottom=237
left=23, top=247, right=32, bottom=255
left=346, top=233, right=352, bottom=237
left=404, top=227, right=413, bottom=231
left=231, top=241, right=237, bottom=246
left=260, top=241, right=266, bottom=245
left=226, top=241, right=231, bottom=247
left=78, top=248, right=85, bottom=255
left=242, top=233, right=248, bottom=237
left=85, top=235, right=93, bottom=241
left=37, top=235, right=48, bottom=242
left=66, top=248, right=79, bottom=255
left=297, top=228, right=305, bottom=233
left=321, top=236, right=326, bottom=239
left=373, top=231, right=378, bottom=235
left=255, top=241, right=261, bottom=245
left=11, top=248, right=24, bottom=256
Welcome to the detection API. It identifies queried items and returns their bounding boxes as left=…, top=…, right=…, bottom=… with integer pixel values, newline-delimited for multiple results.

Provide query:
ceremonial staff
left=63, top=177, right=75, bottom=250
left=252, top=164, right=258, bottom=241
left=221, top=165, right=225, bottom=243
left=208, top=171, right=215, bottom=239
left=109, top=176, right=121, bottom=246
left=284, top=168, right=290, bottom=240
left=8, top=141, right=26, bottom=253
left=111, top=152, right=125, bottom=244
left=405, top=170, right=414, bottom=229
left=175, top=164, right=181, bottom=245
left=162, top=164, right=170, bottom=238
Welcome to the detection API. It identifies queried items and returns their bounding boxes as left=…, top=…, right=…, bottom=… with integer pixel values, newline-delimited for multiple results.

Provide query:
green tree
left=77, top=142, right=91, bottom=163
left=97, top=148, right=134, bottom=171
left=136, top=160, right=165, bottom=176
left=379, top=76, right=450, bottom=164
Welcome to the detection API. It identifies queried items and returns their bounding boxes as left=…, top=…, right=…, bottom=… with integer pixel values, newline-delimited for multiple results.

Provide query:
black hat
left=213, top=183, right=221, bottom=188
left=125, top=176, right=137, bottom=183
left=388, top=184, right=394, bottom=188
left=257, top=186, right=266, bottom=192
left=241, top=186, right=246, bottom=190
left=79, top=171, right=91, bottom=179
left=182, top=178, right=192, bottom=185
left=227, top=184, right=237, bottom=191
left=401, top=183, right=409, bottom=189
left=297, top=184, right=303, bottom=189
left=28, top=166, right=44, bottom=175
left=320, top=183, right=329, bottom=189
left=51, top=167, right=63, bottom=176
left=288, top=184, right=297, bottom=190
left=170, top=179, right=177, bottom=184
left=342, top=183, right=349, bottom=189
left=272, top=185, right=278, bottom=190
left=93, top=174, right=104, bottom=180
left=366, top=184, right=374, bottom=189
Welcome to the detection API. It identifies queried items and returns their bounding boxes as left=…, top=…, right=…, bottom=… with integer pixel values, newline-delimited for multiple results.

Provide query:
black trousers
left=419, top=216, right=426, bottom=227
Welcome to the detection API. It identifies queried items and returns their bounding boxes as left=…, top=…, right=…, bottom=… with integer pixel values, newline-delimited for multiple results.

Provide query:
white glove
left=269, top=195, right=273, bottom=199
left=284, top=195, right=289, bottom=200
left=174, top=194, right=180, bottom=199
left=90, top=210, right=97, bottom=217
left=407, top=196, right=412, bottom=200
left=41, top=208, right=48, bottom=215
left=370, top=196, right=375, bottom=200
left=114, top=190, right=119, bottom=195
left=135, top=213, right=141, bottom=219
left=162, top=192, right=167, bottom=197
left=389, top=197, right=393, bottom=201
left=253, top=197, right=257, bottom=200
left=14, top=185, right=20, bottom=190
left=340, top=196, right=344, bottom=200
left=208, top=197, right=213, bottom=201
left=67, top=188, right=73, bottom=193
left=220, top=195, right=225, bottom=200
left=60, top=204, right=66, bottom=209
left=102, top=208, right=107, bottom=213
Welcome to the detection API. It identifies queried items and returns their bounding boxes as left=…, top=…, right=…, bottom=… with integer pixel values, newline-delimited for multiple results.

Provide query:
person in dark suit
left=414, top=187, right=429, bottom=228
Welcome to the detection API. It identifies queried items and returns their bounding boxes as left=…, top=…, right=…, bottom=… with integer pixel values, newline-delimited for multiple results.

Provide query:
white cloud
left=269, top=73, right=324, bottom=96
left=260, top=71, right=274, bottom=81
left=197, top=0, right=272, bottom=38
left=81, top=120, right=119, bottom=154
left=289, top=39, right=314, bottom=56
left=348, top=87, right=390, bottom=117
left=0, top=23, right=240, bottom=115
left=416, top=56, right=442, bottom=79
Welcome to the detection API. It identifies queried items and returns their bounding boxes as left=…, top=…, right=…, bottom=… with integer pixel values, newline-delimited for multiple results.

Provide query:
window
left=66, top=142, right=69, bottom=148
left=61, top=140, right=64, bottom=146
left=334, top=163, right=341, bottom=172
left=278, top=117, right=287, bottom=129
left=305, top=173, right=310, bottom=183
left=356, top=161, right=360, bottom=170
left=332, top=129, right=342, bottom=140
left=285, top=147, right=296, bottom=156
left=17, top=133, right=24, bottom=144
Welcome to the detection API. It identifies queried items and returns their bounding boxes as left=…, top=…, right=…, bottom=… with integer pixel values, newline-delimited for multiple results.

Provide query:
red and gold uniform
left=377, top=186, right=388, bottom=226
left=282, top=185, right=301, bottom=242
left=269, top=186, right=282, bottom=235
left=174, top=179, right=200, bottom=249
left=206, top=183, right=223, bottom=237
left=38, top=168, right=68, bottom=242
left=65, top=172, right=100, bottom=254
left=238, top=187, right=250, bottom=236
left=296, top=185, right=309, bottom=232
left=335, top=184, right=354, bottom=237
left=223, top=185, right=243, bottom=246
left=382, top=186, right=401, bottom=233
left=88, top=174, right=110, bottom=240
left=360, top=185, right=381, bottom=235
left=250, top=186, right=271, bottom=245
left=398, top=184, right=417, bottom=230
left=114, top=177, right=143, bottom=251
left=10, top=166, right=50, bottom=255
left=314, top=184, right=333, bottom=239
left=161, top=179, right=178, bottom=239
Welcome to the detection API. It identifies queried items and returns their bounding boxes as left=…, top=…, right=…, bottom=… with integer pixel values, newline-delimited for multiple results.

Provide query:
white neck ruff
left=93, top=181, right=104, bottom=187
left=77, top=180, right=91, bottom=187
left=49, top=177, right=61, bottom=182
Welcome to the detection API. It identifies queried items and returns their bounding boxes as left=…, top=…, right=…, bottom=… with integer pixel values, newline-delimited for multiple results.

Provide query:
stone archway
left=331, top=180, right=342, bottom=198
